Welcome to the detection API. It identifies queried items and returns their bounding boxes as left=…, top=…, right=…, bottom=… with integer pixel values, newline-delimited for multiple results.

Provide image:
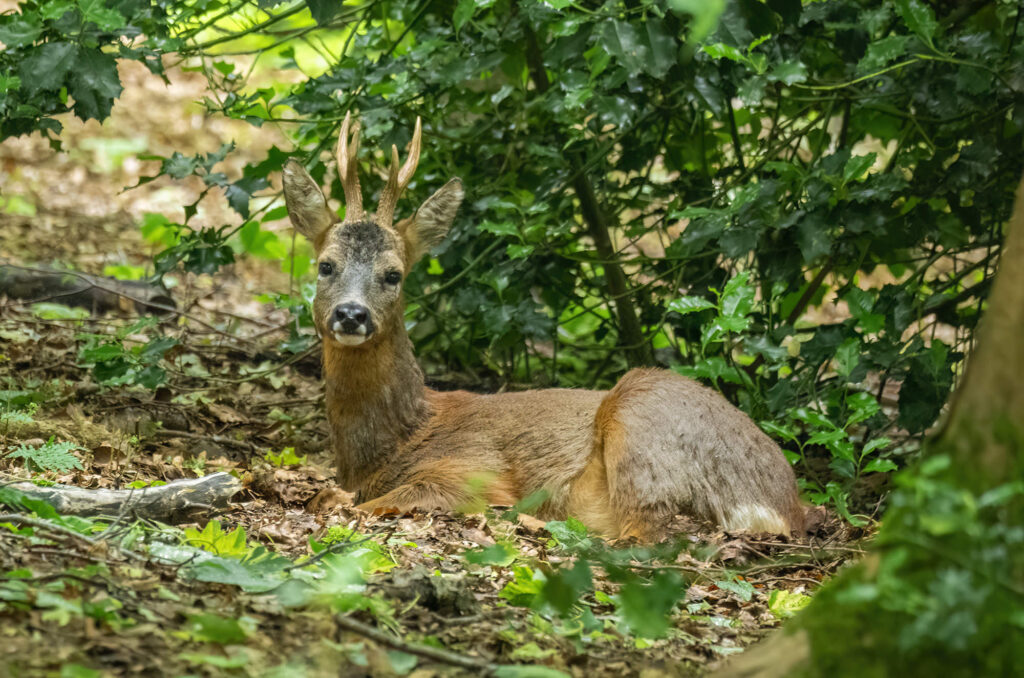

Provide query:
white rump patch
left=724, top=504, right=789, bottom=534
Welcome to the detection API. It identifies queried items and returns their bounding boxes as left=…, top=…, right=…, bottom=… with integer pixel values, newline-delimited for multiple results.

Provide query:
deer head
left=282, top=113, right=464, bottom=348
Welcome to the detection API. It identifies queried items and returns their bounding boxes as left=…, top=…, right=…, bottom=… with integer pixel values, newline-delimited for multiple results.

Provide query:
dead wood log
left=0, top=264, right=175, bottom=315
left=2, top=472, right=241, bottom=523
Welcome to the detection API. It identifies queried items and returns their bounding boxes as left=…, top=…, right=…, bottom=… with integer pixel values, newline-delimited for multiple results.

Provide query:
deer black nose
left=335, top=303, right=369, bottom=333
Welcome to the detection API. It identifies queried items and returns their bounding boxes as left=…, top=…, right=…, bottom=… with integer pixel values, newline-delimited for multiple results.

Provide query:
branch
left=1, top=472, right=241, bottom=523
left=333, top=614, right=497, bottom=673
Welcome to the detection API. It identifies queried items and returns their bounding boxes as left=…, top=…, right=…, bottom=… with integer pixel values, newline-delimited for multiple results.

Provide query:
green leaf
left=464, top=542, right=517, bottom=567
left=67, top=47, right=123, bottom=121
left=645, top=18, right=677, bottom=78
left=895, top=0, right=938, bottom=43
left=32, top=302, right=89, bottom=320
left=545, top=517, right=593, bottom=552
left=140, top=213, right=180, bottom=247
left=78, top=0, right=125, bottom=31
left=453, top=0, right=475, bottom=32
left=834, top=337, right=860, bottom=377
left=386, top=650, right=418, bottom=675
left=618, top=571, right=682, bottom=638
left=6, top=438, right=84, bottom=473
left=767, top=588, right=811, bottom=618
left=305, top=0, right=344, bottom=26
left=240, top=221, right=287, bottom=259
left=769, top=60, right=807, bottom=85
left=843, top=154, right=877, bottom=184
left=715, top=577, right=755, bottom=602
left=19, top=42, right=77, bottom=94
left=540, top=560, right=592, bottom=615
left=720, top=272, right=755, bottom=318
left=185, top=613, right=250, bottom=644
left=602, top=20, right=649, bottom=77
left=702, top=42, right=746, bottom=63
left=499, top=565, right=545, bottom=607
left=40, top=1, right=76, bottom=21
left=862, top=458, right=897, bottom=474
left=668, top=296, right=715, bottom=315
left=184, top=521, right=250, bottom=558
left=80, top=343, right=125, bottom=363
left=479, top=220, right=518, bottom=238
left=858, top=35, right=910, bottom=72
left=0, top=15, right=43, bottom=49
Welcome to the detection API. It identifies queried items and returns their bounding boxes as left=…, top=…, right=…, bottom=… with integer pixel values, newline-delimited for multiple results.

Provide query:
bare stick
left=1, top=472, right=241, bottom=523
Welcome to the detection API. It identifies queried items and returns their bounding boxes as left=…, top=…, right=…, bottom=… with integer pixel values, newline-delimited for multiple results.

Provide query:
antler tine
left=336, top=111, right=364, bottom=223
left=377, top=117, right=423, bottom=229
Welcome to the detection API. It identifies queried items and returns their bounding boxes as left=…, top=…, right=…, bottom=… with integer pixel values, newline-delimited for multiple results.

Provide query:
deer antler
left=337, top=111, right=364, bottom=224
left=376, top=116, right=422, bottom=230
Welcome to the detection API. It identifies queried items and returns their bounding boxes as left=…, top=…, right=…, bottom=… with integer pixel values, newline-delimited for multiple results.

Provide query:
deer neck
left=322, top=315, right=428, bottom=492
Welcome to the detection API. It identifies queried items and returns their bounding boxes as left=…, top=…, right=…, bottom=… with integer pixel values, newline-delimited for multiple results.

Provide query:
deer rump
left=354, top=368, right=804, bottom=541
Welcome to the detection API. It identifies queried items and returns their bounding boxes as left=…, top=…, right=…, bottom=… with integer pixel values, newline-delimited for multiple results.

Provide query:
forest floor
left=0, top=60, right=867, bottom=677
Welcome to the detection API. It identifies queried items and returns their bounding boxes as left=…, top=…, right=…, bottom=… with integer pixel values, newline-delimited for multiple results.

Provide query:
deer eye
left=384, top=270, right=402, bottom=286
left=318, top=261, right=334, bottom=277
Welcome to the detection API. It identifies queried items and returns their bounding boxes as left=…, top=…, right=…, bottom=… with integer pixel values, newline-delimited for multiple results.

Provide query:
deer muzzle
left=331, top=302, right=374, bottom=345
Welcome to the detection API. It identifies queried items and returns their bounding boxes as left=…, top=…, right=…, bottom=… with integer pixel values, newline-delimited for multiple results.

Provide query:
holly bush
left=3, top=0, right=1023, bottom=513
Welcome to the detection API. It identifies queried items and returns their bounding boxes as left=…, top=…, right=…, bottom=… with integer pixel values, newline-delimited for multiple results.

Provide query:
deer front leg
left=356, top=481, right=468, bottom=515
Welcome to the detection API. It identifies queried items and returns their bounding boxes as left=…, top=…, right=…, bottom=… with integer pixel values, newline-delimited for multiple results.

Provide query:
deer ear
left=283, top=159, right=333, bottom=244
left=401, top=178, right=463, bottom=260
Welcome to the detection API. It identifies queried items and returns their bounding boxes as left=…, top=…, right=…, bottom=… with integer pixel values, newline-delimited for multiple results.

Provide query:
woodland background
left=0, top=0, right=1022, bottom=676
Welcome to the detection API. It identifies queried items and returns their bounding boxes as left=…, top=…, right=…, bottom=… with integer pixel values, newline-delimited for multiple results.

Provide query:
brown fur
left=281, top=128, right=805, bottom=540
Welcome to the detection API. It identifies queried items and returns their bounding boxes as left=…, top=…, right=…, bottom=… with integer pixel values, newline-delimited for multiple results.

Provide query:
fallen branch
left=0, top=263, right=175, bottom=315
left=333, top=613, right=496, bottom=673
left=2, top=472, right=241, bottom=523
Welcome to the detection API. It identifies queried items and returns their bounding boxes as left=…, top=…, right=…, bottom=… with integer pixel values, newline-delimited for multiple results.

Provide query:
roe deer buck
left=282, top=113, right=804, bottom=540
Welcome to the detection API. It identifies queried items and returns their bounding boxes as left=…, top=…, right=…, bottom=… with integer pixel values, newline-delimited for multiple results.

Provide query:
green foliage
left=768, top=588, right=811, bottom=619
left=795, top=446, right=1024, bottom=676
left=77, top=318, right=177, bottom=389
left=31, top=303, right=89, bottom=321
left=493, top=520, right=694, bottom=639
left=0, top=0, right=179, bottom=141
left=263, top=447, right=306, bottom=467
left=6, top=436, right=84, bottom=473
left=183, top=520, right=250, bottom=558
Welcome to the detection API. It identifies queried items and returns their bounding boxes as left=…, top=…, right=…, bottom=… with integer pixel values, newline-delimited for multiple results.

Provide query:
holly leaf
left=18, top=42, right=76, bottom=94
left=67, top=47, right=123, bottom=121
left=453, top=0, right=475, bottom=32
left=39, top=1, right=75, bottom=21
left=0, top=15, right=43, bottom=49
left=645, top=18, right=676, bottom=78
left=78, top=0, right=125, bottom=31
left=843, top=153, right=876, bottom=184
left=668, top=296, right=716, bottom=315
left=305, top=0, right=342, bottom=25
left=895, top=0, right=938, bottom=44
left=858, top=35, right=910, bottom=72
left=768, top=60, right=807, bottom=85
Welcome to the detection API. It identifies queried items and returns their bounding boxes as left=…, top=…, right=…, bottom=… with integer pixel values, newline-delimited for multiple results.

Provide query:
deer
left=281, top=113, right=805, bottom=541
